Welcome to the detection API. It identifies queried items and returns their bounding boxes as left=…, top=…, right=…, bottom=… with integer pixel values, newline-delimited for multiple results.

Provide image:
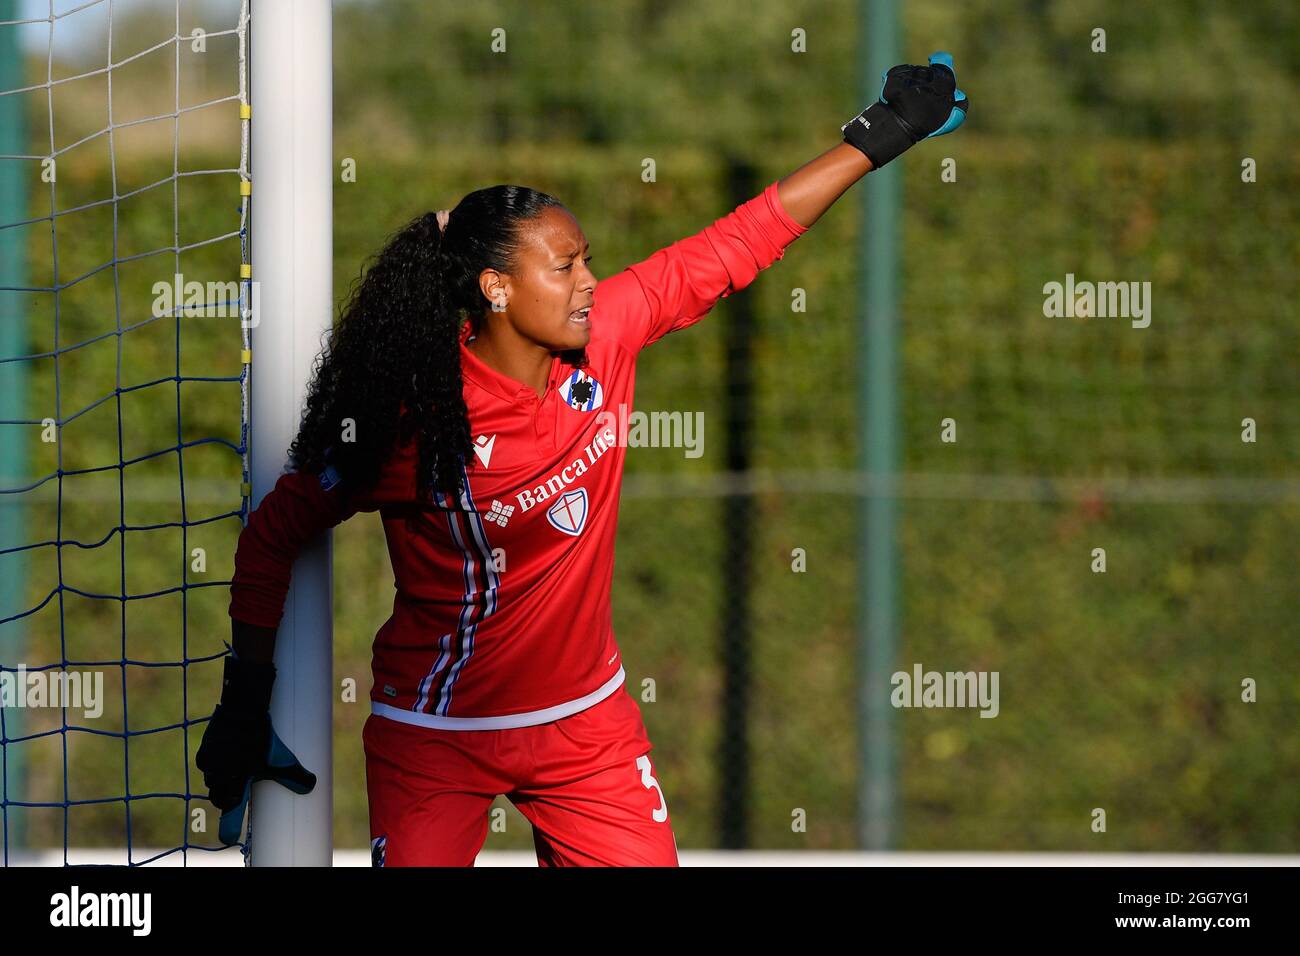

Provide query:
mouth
left=568, top=306, right=592, bottom=327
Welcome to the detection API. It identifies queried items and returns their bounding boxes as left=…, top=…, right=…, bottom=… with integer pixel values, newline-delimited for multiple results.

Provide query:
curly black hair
left=287, top=184, right=565, bottom=504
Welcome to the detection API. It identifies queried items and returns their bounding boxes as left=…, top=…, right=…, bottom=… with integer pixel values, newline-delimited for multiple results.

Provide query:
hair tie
left=435, top=209, right=451, bottom=234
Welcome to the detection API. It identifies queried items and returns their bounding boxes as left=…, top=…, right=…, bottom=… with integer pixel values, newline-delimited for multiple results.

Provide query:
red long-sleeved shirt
left=229, top=180, right=807, bottom=729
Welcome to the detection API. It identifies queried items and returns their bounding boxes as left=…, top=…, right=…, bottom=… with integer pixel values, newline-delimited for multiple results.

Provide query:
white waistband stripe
left=372, top=666, right=626, bottom=731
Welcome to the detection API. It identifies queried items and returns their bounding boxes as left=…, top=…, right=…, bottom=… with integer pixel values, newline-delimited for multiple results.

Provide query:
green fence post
left=858, top=0, right=900, bottom=851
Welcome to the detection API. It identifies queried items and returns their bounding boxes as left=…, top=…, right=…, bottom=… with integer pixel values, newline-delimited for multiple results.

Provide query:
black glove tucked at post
left=195, top=651, right=316, bottom=846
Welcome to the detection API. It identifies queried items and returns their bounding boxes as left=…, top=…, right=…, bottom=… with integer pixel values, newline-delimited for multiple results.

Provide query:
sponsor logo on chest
left=513, top=425, right=617, bottom=528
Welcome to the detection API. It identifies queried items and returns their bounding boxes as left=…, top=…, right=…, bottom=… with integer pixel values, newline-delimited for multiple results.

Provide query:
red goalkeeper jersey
left=229, top=180, right=807, bottom=729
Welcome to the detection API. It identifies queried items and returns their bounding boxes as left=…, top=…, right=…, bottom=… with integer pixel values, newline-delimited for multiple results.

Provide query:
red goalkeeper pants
left=362, top=686, right=679, bottom=867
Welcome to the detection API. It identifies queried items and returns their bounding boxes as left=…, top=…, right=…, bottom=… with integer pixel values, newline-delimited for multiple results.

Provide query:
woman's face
left=478, top=206, right=596, bottom=352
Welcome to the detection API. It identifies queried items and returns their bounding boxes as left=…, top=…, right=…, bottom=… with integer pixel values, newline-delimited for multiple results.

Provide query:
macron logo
left=473, top=434, right=496, bottom=468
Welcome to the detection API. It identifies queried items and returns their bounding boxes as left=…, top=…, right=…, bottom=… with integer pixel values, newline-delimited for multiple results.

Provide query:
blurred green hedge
left=5, top=0, right=1298, bottom=856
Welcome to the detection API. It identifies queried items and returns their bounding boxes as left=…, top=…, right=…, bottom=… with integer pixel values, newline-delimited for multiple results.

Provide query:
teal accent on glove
left=213, top=723, right=317, bottom=846
left=926, top=52, right=968, bottom=138
left=842, top=50, right=970, bottom=168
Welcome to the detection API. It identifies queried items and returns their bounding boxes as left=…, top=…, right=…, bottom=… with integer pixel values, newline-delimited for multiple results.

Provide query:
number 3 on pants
left=636, top=754, right=669, bottom=823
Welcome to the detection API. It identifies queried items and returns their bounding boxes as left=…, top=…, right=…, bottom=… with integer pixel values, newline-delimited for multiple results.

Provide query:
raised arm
left=591, top=181, right=808, bottom=353
left=780, top=50, right=969, bottom=228
left=593, top=52, right=967, bottom=355
left=776, top=142, right=874, bottom=230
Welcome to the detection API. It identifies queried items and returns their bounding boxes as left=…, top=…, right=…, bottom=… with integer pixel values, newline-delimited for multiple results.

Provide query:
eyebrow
left=555, top=240, right=591, bottom=262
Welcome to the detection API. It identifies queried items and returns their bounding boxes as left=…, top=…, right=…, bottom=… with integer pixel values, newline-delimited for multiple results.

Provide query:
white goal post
left=248, top=0, right=334, bottom=867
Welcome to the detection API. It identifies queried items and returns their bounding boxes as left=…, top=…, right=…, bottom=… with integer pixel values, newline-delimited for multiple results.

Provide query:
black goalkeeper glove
left=195, top=651, right=317, bottom=846
left=841, top=50, right=969, bottom=169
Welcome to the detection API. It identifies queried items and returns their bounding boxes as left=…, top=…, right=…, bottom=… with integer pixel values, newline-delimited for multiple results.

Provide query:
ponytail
left=289, top=184, right=564, bottom=504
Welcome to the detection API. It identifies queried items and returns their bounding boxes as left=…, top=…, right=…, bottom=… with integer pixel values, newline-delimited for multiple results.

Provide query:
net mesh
left=0, top=0, right=250, bottom=865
